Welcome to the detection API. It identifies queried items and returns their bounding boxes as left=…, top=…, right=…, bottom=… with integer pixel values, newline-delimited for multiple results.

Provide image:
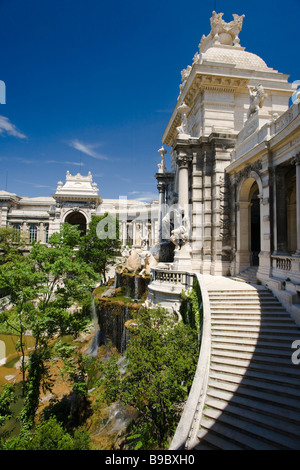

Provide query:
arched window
left=29, top=225, right=37, bottom=243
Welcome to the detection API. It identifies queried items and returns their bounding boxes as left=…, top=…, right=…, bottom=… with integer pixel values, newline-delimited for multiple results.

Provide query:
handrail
left=169, top=273, right=211, bottom=450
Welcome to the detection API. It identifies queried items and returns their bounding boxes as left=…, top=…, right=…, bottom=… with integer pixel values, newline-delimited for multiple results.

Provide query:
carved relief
left=219, top=174, right=231, bottom=242
left=235, top=160, right=262, bottom=186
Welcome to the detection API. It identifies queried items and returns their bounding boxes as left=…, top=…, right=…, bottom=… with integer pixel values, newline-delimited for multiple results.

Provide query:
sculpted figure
left=247, top=84, right=267, bottom=118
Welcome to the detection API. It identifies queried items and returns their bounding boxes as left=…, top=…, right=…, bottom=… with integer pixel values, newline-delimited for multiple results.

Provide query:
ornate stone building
left=151, top=11, right=300, bottom=318
left=0, top=170, right=159, bottom=250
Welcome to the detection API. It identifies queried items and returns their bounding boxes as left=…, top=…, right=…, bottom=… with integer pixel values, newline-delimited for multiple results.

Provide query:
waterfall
left=86, top=296, right=106, bottom=356
left=120, top=305, right=129, bottom=354
left=134, top=276, right=139, bottom=300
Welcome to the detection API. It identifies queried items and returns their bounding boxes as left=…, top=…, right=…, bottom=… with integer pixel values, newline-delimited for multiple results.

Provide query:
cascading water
left=86, top=295, right=105, bottom=356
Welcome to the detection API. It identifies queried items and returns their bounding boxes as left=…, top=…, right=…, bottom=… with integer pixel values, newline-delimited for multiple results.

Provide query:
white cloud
left=128, top=190, right=158, bottom=202
left=0, top=116, right=27, bottom=139
left=46, top=160, right=84, bottom=167
left=68, top=139, right=108, bottom=160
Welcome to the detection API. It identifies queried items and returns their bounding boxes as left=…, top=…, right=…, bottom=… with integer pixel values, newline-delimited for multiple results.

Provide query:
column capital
left=292, top=154, right=300, bottom=166
left=176, top=153, right=192, bottom=169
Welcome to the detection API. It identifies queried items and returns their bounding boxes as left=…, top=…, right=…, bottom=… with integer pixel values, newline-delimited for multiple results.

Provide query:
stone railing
left=169, top=273, right=211, bottom=450
left=271, top=255, right=293, bottom=272
left=150, top=266, right=194, bottom=290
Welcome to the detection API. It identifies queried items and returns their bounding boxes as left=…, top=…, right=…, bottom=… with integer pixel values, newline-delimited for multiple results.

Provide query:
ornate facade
left=151, top=11, right=300, bottom=320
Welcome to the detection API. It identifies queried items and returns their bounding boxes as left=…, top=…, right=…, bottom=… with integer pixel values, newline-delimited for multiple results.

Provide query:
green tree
left=120, top=307, right=198, bottom=448
left=78, top=213, right=121, bottom=282
left=0, top=223, right=99, bottom=428
left=0, top=384, right=15, bottom=428
left=0, top=227, right=26, bottom=266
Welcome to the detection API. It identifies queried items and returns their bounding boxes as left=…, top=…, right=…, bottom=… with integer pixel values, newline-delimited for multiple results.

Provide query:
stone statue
left=170, top=213, right=190, bottom=251
left=199, top=11, right=245, bottom=52
left=157, top=146, right=167, bottom=173
left=247, top=84, right=267, bottom=118
left=139, top=252, right=158, bottom=277
left=176, top=102, right=190, bottom=137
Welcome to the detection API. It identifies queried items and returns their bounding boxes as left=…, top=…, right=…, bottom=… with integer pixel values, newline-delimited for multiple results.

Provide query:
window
left=29, top=225, right=37, bottom=243
left=45, top=225, right=49, bottom=244
left=12, top=224, right=21, bottom=242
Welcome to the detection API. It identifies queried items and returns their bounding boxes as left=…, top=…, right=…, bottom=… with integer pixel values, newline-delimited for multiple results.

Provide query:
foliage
left=0, top=223, right=98, bottom=428
left=0, top=416, right=90, bottom=450
left=0, top=384, right=15, bottom=428
left=78, top=214, right=121, bottom=281
left=118, top=306, right=198, bottom=449
left=179, top=278, right=202, bottom=332
left=0, top=227, right=26, bottom=267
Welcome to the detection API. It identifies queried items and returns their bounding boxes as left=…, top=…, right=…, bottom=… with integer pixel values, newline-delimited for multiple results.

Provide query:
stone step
left=197, top=422, right=247, bottom=450
left=211, top=330, right=299, bottom=342
left=211, top=336, right=297, bottom=350
left=209, top=299, right=282, bottom=304
left=211, top=320, right=298, bottom=329
left=211, top=315, right=294, bottom=323
left=211, top=348, right=297, bottom=368
left=209, top=370, right=300, bottom=399
left=210, top=305, right=286, bottom=312
left=211, top=342, right=293, bottom=358
left=211, top=356, right=300, bottom=378
left=202, top=403, right=300, bottom=449
left=198, top=415, right=281, bottom=450
left=211, top=325, right=300, bottom=335
left=209, top=362, right=300, bottom=389
left=206, top=386, right=300, bottom=418
left=208, top=378, right=300, bottom=413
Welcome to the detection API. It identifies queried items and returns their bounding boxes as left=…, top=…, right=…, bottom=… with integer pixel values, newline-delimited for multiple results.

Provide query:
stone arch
left=236, top=172, right=263, bottom=271
left=64, top=210, right=87, bottom=235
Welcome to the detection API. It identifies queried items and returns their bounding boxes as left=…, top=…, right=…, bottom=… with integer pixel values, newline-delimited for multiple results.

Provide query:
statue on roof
left=200, top=11, right=245, bottom=52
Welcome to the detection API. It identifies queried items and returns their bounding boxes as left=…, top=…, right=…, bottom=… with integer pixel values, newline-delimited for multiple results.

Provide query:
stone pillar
left=176, top=152, right=192, bottom=211
left=0, top=206, right=8, bottom=227
left=38, top=222, right=45, bottom=243
left=122, top=221, right=127, bottom=246
left=275, top=167, right=288, bottom=254
left=293, top=154, right=300, bottom=256
left=157, top=182, right=165, bottom=243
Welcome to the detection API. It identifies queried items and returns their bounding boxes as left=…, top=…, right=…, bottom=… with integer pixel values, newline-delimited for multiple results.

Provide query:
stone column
left=122, top=221, right=127, bottom=246
left=176, top=152, right=192, bottom=211
left=157, top=181, right=165, bottom=243
left=292, top=154, right=300, bottom=256
left=274, top=167, right=288, bottom=254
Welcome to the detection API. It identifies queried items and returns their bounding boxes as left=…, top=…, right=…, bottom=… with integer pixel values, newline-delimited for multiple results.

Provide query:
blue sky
left=0, top=0, right=299, bottom=202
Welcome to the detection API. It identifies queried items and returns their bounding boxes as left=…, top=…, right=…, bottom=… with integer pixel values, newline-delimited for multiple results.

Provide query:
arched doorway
left=236, top=176, right=262, bottom=272
left=65, top=211, right=87, bottom=235
left=250, top=186, right=261, bottom=266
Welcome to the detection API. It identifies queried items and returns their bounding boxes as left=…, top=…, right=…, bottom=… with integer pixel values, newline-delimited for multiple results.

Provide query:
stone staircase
left=194, top=285, right=300, bottom=450
left=231, top=266, right=258, bottom=284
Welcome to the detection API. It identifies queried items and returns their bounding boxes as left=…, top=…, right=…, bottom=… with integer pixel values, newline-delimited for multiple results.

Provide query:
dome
left=201, top=45, right=270, bottom=71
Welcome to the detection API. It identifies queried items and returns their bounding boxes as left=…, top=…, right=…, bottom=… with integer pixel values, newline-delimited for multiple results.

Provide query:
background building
left=0, top=170, right=159, bottom=250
